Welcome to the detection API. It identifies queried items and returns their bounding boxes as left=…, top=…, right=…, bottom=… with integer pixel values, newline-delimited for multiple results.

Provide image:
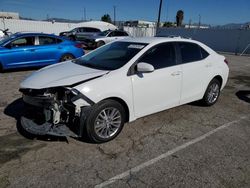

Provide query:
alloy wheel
left=94, top=107, right=122, bottom=139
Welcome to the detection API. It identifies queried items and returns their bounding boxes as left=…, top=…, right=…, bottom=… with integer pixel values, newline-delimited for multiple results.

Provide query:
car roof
left=121, top=36, right=199, bottom=44
left=12, top=32, right=61, bottom=38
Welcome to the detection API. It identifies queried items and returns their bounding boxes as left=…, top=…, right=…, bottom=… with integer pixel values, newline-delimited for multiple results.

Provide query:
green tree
left=101, top=14, right=112, bottom=23
left=176, top=10, right=184, bottom=27
left=163, top=22, right=175, bottom=27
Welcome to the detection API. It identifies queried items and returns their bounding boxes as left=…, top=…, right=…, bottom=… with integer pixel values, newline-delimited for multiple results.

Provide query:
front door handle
left=171, top=71, right=182, bottom=76
left=29, top=49, right=36, bottom=52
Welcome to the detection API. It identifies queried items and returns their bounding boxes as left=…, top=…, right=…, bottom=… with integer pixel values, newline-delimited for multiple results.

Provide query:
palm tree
left=176, top=10, right=184, bottom=27
left=101, top=14, right=112, bottom=23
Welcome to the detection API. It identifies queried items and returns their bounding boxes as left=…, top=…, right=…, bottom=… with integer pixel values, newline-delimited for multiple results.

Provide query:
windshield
left=74, top=41, right=147, bottom=70
left=0, top=35, right=11, bottom=46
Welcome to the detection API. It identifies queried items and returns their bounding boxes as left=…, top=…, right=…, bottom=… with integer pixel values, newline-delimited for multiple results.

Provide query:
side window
left=84, top=27, right=100, bottom=32
left=10, top=36, right=35, bottom=47
left=138, top=43, right=176, bottom=69
left=86, top=28, right=100, bottom=32
left=78, top=28, right=85, bottom=32
left=179, top=42, right=203, bottom=63
left=39, top=36, right=57, bottom=45
left=200, top=47, right=209, bottom=59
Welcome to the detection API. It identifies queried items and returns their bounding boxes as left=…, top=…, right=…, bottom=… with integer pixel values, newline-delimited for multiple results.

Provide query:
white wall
left=0, top=19, right=117, bottom=35
left=157, top=28, right=250, bottom=55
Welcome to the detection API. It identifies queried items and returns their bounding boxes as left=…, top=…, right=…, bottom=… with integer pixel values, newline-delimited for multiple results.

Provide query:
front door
left=3, top=36, right=37, bottom=68
left=131, top=42, right=182, bottom=118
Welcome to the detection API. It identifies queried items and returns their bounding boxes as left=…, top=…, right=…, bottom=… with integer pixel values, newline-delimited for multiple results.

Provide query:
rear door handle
left=29, top=49, right=36, bottom=52
left=171, top=71, right=182, bottom=76
left=205, top=64, right=212, bottom=67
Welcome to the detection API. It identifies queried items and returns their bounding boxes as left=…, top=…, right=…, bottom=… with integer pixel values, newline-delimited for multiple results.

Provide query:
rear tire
left=96, top=41, right=105, bottom=48
left=84, top=100, right=126, bottom=143
left=60, top=54, right=74, bottom=62
left=201, top=78, right=221, bottom=106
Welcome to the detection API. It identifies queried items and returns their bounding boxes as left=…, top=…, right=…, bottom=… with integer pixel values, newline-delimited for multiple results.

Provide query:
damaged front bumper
left=21, top=116, right=78, bottom=137
left=20, top=87, right=93, bottom=137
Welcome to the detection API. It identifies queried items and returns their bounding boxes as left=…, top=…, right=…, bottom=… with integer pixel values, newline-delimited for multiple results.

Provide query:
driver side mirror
left=136, top=62, right=154, bottom=73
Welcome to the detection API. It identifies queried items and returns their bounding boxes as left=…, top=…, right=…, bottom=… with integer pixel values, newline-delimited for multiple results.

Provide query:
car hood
left=20, top=61, right=109, bottom=89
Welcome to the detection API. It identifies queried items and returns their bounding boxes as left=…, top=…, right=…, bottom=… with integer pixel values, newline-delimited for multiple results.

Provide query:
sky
left=0, top=0, right=249, bottom=25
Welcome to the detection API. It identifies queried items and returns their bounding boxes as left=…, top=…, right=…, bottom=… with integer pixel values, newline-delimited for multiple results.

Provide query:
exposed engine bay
left=20, top=87, right=93, bottom=137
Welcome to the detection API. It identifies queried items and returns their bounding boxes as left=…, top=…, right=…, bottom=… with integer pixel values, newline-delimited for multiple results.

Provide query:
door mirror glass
left=137, top=62, right=154, bottom=73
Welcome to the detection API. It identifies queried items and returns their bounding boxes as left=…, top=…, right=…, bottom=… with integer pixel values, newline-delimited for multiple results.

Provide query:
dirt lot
left=0, top=54, right=249, bottom=188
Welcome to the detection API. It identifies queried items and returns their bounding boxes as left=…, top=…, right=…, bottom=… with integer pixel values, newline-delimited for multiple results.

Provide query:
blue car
left=0, top=33, right=85, bottom=71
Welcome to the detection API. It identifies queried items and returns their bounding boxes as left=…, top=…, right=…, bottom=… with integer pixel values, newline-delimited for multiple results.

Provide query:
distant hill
left=20, top=16, right=35, bottom=21
left=213, top=22, right=250, bottom=29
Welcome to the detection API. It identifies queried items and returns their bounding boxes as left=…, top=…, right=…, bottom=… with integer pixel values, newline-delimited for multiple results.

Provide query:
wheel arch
left=213, top=75, right=223, bottom=89
left=59, top=53, right=75, bottom=62
left=104, top=97, right=130, bottom=123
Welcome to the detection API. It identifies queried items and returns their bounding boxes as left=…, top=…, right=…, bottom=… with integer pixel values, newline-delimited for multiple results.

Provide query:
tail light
left=74, top=43, right=83, bottom=48
left=224, top=59, right=229, bottom=65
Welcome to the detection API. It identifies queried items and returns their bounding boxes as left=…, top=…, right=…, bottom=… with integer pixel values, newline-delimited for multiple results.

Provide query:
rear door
left=2, top=36, right=37, bottom=68
left=34, top=35, right=62, bottom=65
left=177, top=42, right=211, bottom=104
left=131, top=42, right=182, bottom=117
left=76, top=27, right=100, bottom=39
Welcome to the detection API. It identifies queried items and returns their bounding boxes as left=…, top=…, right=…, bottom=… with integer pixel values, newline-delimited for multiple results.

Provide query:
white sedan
left=20, top=37, right=229, bottom=143
left=83, top=30, right=129, bottom=48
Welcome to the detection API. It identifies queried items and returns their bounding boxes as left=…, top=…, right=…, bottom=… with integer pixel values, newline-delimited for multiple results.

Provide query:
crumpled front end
left=20, top=87, right=93, bottom=137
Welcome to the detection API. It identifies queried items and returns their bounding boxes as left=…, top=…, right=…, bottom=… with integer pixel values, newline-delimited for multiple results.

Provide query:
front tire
left=84, top=100, right=126, bottom=143
left=0, top=63, right=3, bottom=72
left=201, top=78, right=221, bottom=106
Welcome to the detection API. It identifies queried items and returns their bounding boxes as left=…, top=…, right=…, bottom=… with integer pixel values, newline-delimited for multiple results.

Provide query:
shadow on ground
left=236, top=90, right=250, bottom=103
left=0, top=66, right=41, bottom=73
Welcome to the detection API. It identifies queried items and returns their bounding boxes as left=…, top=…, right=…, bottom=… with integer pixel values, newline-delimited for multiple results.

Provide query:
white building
left=184, top=24, right=209, bottom=29
left=0, top=11, right=19, bottom=19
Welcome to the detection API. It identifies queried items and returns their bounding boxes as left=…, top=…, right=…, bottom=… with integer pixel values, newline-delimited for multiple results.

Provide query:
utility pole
left=198, top=14, right=201, bottom=28
left=189, top=19, right=192, bottom=28
left=157, top=0, right=163, bottom=29
left=113, top=6, right=116, bottom=26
